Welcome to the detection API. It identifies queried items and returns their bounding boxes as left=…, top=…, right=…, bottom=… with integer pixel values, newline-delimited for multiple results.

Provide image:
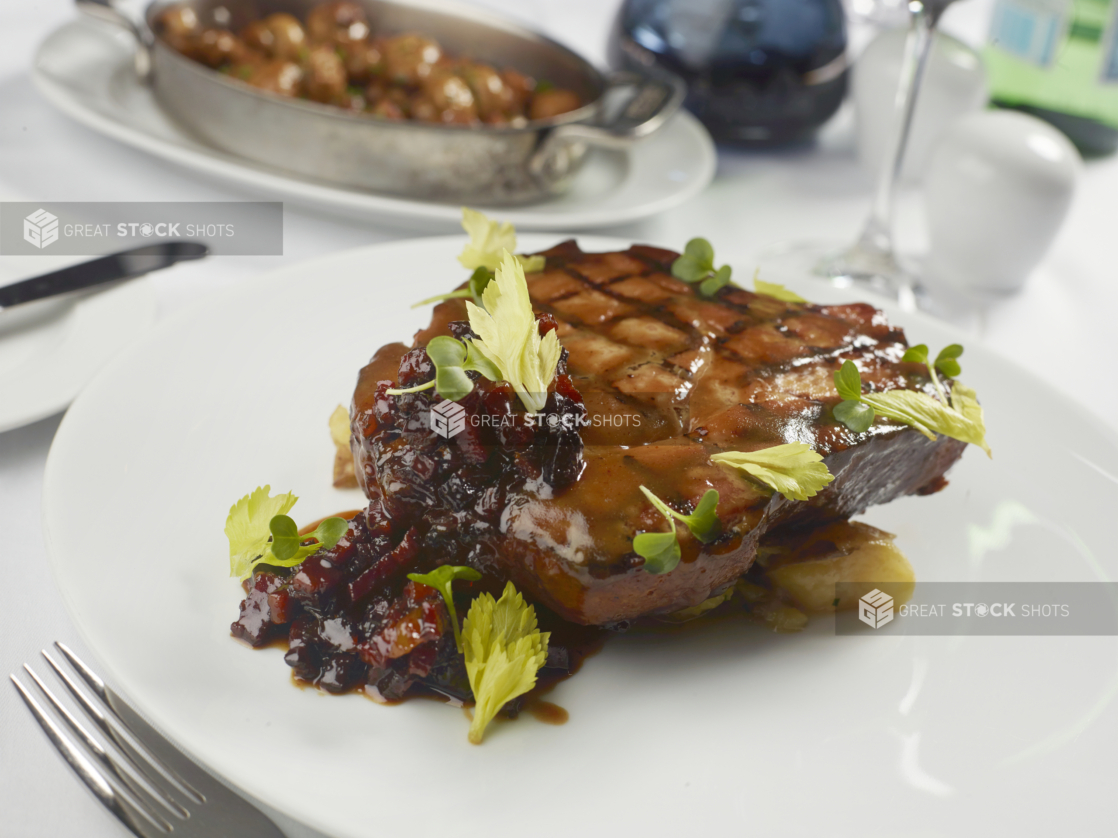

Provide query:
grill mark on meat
left=351, top=241, right=967, bottom=625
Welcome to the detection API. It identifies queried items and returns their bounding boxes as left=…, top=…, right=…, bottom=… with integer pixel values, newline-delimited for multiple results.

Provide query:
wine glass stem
left=853, top=2, right=939, bottom=262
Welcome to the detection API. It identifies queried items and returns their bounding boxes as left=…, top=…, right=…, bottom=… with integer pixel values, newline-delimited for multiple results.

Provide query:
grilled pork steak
left=350, top=241, right=965, bottom=626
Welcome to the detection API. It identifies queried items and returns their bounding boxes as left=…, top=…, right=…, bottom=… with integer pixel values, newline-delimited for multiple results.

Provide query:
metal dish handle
left=529, top=69, right=686, bottom=183
left=75, top=0, right=154, bottom=80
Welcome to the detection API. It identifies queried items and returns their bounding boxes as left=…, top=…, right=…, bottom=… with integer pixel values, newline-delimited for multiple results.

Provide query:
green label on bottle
left=990, top=0, right=1069, bottom=66
left=1104, top=6, right=1118, bottom=81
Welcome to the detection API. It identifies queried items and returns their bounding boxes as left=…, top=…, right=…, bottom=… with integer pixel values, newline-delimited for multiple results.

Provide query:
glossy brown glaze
left=351, top=242, right=966, bottom=626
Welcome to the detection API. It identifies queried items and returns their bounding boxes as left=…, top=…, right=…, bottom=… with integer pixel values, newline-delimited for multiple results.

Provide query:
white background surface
left=1, top=0, right=1115, bottom=835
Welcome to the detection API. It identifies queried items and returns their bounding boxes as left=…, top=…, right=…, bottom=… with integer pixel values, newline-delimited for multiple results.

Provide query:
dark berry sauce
left=232, top=318, right=603, bottom=709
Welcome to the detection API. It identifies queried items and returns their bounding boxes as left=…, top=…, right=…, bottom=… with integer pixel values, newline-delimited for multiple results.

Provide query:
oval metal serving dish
left=80, top=0, right=684, bottom=204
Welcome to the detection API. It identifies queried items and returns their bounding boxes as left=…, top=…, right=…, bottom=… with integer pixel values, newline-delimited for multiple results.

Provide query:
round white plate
left=32, top=19, right=716, bottom=232
left=44, top=236, right=1118, bottom=838
left=0, top=277, right=155, bottom=434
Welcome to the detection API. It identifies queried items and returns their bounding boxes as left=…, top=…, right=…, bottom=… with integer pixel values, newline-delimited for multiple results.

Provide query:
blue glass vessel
left=610, top=0, right=849, bottom=145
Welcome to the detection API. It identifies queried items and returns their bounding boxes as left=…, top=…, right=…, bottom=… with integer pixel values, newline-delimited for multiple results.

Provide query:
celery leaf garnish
left=633, top=486, right=721, bottom=575
left=458, top=207, right=545, bottom=274
left=832, top=359, right=991, bottom=456
left=226, top=486, right=297, bottom=580
left=465, top=250, right=562, bottom=413
left=407, top=565, right=482, bottom=653
left=462, top=582, right=549, bottom=744
left=225, top=487, right=348, bottom=580
left=413, top=208, right=544, bottom=309
left=711, top=443, right=835, bottom=501
left=753, top=272, right=807, bottom=303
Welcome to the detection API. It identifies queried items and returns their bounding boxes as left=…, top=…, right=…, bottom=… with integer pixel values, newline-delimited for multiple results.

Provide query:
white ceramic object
left=845, top=0, right=910, bottom=27
left=924, top=109, right=1081, bottom=295
left=31, top=19, right=716, bottom=233
left=854, top=28, right=988, bottom=182
left=42, top=235, right=1118, bottom=838
left=0, top=277, right=155, bottom=434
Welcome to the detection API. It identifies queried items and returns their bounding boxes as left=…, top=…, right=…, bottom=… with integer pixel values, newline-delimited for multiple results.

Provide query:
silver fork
left=11, top=642, right=287, bottom=838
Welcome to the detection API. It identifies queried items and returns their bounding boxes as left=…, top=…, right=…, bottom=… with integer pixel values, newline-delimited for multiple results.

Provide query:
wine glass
left=757, top=0, right=960, bottom=312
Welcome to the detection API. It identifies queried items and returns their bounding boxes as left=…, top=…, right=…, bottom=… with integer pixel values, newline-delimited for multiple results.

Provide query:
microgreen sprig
left=901, top=343, right=963, bottom=406
left=633, top=486, right=721, bottom=574
left=672, top=238, right=735, bottom=297
left=225, top=486, right=350, bottom=580
left=832, top=361, right=877, bottom=433
left=407, top=565, right=483, bottom=652
left=385, top=335, right=500, bottom=402
left=269, top=514, right=350, bottom=564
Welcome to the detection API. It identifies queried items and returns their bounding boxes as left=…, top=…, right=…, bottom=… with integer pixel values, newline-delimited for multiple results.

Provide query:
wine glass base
left=756, top=240, right=921, bottom=311
left=755, top=241, right=986, bottom=334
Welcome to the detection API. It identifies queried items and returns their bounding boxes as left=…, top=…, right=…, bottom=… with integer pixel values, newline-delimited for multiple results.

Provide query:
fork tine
left=46, top=646, right=204, bottom=804
left=11, top=674, right=168, bottom=838
left=23, top=664, right=187, bottom=823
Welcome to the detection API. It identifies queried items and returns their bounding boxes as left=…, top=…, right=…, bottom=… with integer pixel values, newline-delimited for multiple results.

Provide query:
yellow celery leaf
left=753, top=271, right=807, bottom=303
left=465, top=250, right=562, bottom=413
left=328, top=404, right=350, bottom=449
left=463, top=582, right=549, bottom=744
left=458, top=208, right=517, bottom=272
left=225, top=486, right=297, bottom=579
left=711, top=442, right=834, bottom=501
left=948, top=383, right=992, bottom=457
left=457, top=208, right=545, bottom=274
left=863, top=387, right=991, bottom=457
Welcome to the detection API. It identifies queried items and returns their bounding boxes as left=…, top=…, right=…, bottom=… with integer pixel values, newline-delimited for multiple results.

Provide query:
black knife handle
left=0, top=241, right=209, bottom=309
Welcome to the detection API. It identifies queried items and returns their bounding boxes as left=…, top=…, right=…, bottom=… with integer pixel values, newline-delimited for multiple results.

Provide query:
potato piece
left=242, top=13, right=306, bottom=61
left=382, top=33, right=441, bottom=86
left=191, top=28, right=251, bottom=69
left=305, top=1, right=369, bottom=45
left=754, top=601, right=809, bottom=633
left=246, top=60, right=303, bottom=96
left=420, top=67, right=478, bottom=124
left=733, top=581, right=808, bottom=632
left=765, top=521, right=915, bottom=614
left=158, top=5, right=201, bottom=52
left=302, top=44, right=347, bottom=104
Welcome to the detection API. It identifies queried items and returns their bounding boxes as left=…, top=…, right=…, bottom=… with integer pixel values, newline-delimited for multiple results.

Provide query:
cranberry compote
left=232, top=319, right=586, bottom=703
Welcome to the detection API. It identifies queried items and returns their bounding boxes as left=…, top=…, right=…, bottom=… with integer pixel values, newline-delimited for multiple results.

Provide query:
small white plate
left=43, top=236, right=1118, bottom=838
left=32, top=18, right=717, bottom=232
left=0, top=276, right=155, bottom=434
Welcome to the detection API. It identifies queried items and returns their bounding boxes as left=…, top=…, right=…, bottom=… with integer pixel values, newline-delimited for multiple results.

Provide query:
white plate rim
left=40, top=235, right=1118, bottom=838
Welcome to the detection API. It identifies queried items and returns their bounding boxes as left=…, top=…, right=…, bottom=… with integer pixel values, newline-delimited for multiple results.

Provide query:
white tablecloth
left=2, top=0, right=1114, bottom=835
